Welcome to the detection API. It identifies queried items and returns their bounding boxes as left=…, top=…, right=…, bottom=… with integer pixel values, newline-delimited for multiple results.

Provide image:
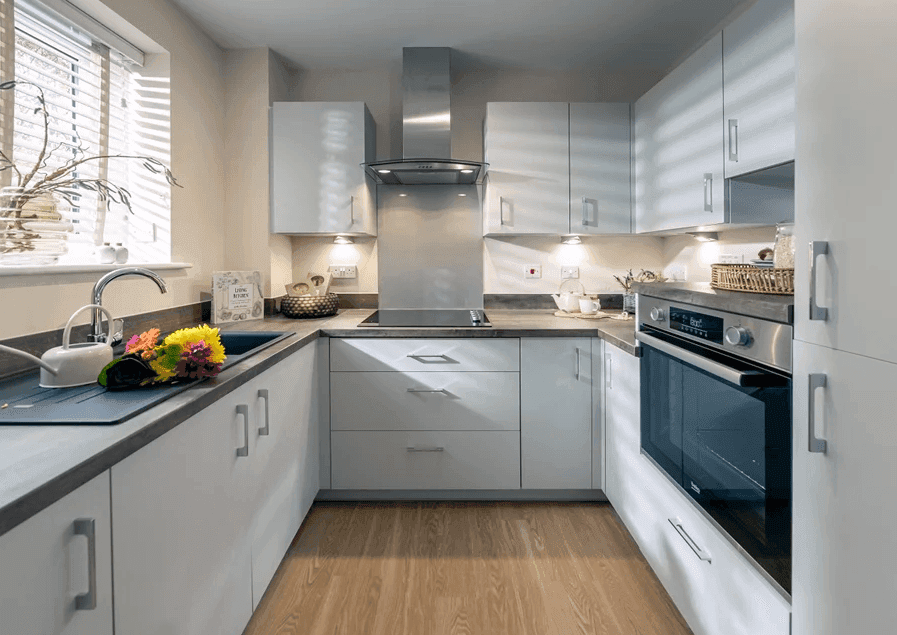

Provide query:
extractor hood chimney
left=363, top=47, right=486, bottom=185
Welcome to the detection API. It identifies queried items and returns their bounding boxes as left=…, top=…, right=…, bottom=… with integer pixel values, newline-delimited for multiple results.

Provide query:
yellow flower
left=161, top=324, right=226, bottom=365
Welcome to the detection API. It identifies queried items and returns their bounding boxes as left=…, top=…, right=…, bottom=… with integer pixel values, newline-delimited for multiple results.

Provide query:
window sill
left=0, top=262, right=193, bottom=277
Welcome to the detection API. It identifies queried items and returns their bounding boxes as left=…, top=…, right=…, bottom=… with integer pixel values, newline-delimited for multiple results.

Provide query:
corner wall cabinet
left=111, top=345, right=319, bottom=635
left=484, top=102, right=631, bottom=235
left=0, top=472, right=113, bottom=635
left=271, top=101, right=377, bottom=235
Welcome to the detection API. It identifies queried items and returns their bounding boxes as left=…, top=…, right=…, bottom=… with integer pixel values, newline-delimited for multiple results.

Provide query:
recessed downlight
left=458, top=193, right=467, bottom=197
left=377, top=169, right=391, bottom=174
left=460, top=169, right=474, bottom=174
left=398, top=193, right=408, bottom=197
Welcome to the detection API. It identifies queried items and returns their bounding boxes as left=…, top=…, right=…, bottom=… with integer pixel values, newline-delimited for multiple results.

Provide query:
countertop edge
left=0, top=310, right=638, bottom=537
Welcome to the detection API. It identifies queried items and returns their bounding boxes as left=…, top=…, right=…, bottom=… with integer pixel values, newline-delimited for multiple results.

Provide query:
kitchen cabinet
left=570, top=103, right=632, bottom=234
left=723, top=0, right=795, bottom=178
left=112, top=346, right=319, bottom=634
left=0, top=472, right=113, bottom=635
left=520, top=338, right=592, bottom=489
left=484, top=102, right=632, bottom=235
left=590, top=337, right=604, bottom=489
left=483, top=102, right=570, bottom=234
left=602, top=341, right=640, bottom=507
left=270, top=101, right=377, bottom=235
left=793, top=0, right=897, bottom=366
left=634, top=33, right=725, bottom=233
left=792, top=341, right=897, bottom=635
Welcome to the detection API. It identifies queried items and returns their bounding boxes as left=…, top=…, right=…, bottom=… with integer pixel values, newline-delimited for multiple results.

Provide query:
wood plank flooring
left=243, top=501, right=693, bottom=635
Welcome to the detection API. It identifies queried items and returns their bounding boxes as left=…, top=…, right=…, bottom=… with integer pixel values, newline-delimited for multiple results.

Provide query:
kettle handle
left=62, top=305, right=114, bottom=350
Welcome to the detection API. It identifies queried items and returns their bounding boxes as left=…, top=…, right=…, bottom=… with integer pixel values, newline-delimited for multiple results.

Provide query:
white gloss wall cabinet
left=270, top=102, right=377, bottom=235
left=520, top=338, right=592, bottom=489
left=723, top=0, right=795, bottom=178
left=634, top=33, right=725, bottom=233
left=792, top=342, right=897, bottom=635
left=0, top=473, right=113, bottom=635
left=483, top=102, right=570, bottom=234
left=112, top=347, right=319, bottom=635
left=793, top=0, right=897, bottom=366
left=570, top=103, right=632, bottom=234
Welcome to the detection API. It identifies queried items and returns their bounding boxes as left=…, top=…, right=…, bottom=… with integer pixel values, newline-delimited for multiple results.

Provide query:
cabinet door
left=271, top=101, right=376, bottom=235
left=112, top=390, right=254, bottom=635
left=520, top=338, right=591, bottom=489
left=570, top=103, right=632, bottom=234
left=793, top=341, right=897, bottom=635
left=723, top=0, right=795, bottom=178
left=603, top=343, right=640, bottom=507
left=0, top=473, right=112, bottom=635
left=591, top=338, right=604, bottom=489
left=248, top=344, right=319, bottom=609
left=793, top=0, right=897, bottom=365
left=635, top=33, right=724, bottom=233
left=483, top=102, right=570, bottom=234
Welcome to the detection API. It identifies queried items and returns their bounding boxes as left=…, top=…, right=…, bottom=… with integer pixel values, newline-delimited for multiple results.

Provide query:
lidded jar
left=773, top=222, right=795, bottom=269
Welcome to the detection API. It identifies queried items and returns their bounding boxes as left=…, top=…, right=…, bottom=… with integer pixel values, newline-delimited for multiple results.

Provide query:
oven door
left=637, top=328, right=792, bottom=595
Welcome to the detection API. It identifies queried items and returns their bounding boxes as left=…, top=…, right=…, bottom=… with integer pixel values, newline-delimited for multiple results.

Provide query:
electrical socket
left=329, top=265, right=357, bottom=279
left=719, top=254, right=741, bottom=264
left=524, top=264, right=542, bottom=279
left=561, top=266, right=579, bottom=279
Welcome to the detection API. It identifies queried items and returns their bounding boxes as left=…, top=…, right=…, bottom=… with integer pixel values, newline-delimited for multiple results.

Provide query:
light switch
left=561, top=266, right=579, bottom=279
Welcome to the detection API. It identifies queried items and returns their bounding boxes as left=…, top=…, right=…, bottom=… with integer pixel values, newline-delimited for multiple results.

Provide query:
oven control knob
left=649, top=307, right=665, bottom=322
left=725, top=326, right=752, bottom=346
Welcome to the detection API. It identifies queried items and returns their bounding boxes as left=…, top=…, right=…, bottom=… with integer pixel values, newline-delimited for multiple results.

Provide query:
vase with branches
left=0, top=79, right=180, bottom=262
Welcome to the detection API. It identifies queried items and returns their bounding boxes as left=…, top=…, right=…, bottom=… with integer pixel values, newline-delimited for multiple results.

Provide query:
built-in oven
left=636, top=299, right=793, bottom=596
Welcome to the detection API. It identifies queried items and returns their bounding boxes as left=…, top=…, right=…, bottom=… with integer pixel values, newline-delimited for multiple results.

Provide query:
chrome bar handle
left=703, top=173, right=713, bottom=212
left=581, top=196, right=589, bottom=227
left=407, top=388, right=449, bottom=395
left=809, top=241, right=830, bottom=321
left=73, top=518, right=97, bottom=611
left=236, top=404, right=249, bottom=457
left=407, top=354, right=454, bottom=363
left=605, top=352, right=612, bottom=389
left=728, top=119, right=738, bottom=162
left=406, top=446, right=444, bottom=452
left=575, top=347, right=581, bottom=380
left=808, top=373, right=828, bottom=454
left=499, top=196, right=508, bottom=226
left=349, top=195, right=355, bottom=225
left=257, top=389, right=270, bottom=436
left=668, top=518, right=712, bottom=563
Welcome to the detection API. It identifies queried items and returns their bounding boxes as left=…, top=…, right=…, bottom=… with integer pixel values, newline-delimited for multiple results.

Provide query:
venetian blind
left=5, top=0, right=171, bottom=264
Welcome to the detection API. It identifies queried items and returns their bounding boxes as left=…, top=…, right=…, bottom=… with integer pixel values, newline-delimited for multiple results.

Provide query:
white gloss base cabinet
left=602, top=342, right=788, bottom=635
left=792, top=342, right=897, bottom=635
left=520, top=338, right=592, bottom=489
left=111, top=345, right=319, bottom=635
left=0, top=472, right=113, bottom=635
left=270, top=101, right=377, bottom=235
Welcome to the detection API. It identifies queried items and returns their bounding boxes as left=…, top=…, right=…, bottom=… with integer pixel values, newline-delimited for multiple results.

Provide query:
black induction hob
left=358, top=309, right=491, bottom=328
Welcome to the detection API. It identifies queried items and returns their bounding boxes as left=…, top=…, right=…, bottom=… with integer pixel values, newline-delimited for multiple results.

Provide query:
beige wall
left=663, top=226, right=777, bottom=283
left=1, top=0, right=227, bottom=339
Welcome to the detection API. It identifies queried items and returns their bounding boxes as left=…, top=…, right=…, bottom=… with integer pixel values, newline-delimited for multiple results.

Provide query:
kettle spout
left=551, top=294, right=564, bottom=310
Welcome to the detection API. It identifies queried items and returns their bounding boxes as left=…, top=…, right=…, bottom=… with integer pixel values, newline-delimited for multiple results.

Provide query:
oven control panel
left=669, top=307, right=725, bottom=344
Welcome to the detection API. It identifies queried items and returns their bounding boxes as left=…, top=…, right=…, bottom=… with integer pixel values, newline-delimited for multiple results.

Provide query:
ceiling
left=169, top=0, right=748, bottom=74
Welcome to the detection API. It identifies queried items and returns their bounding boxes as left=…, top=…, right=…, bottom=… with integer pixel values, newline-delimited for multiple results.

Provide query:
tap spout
left=90, top=267, right=168, bottom=343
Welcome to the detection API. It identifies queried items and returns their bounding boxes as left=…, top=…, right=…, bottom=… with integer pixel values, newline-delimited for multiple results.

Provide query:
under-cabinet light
left=687, top=231, right=719, bottom=242
left=561, top=235, right=582, bottom=245
left=333, top=235, right=354, bottom=245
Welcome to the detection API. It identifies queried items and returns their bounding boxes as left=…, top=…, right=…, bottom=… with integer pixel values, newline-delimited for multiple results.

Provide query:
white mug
left=579, top=298, right=600, bottom=314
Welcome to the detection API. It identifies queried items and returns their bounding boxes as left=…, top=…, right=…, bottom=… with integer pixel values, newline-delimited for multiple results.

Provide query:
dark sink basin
left=0, top=331, right=294, bottom=425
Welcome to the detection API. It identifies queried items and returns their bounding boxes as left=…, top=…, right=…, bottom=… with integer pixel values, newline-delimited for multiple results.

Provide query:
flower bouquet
left=98, top=325, right=226, bottom=389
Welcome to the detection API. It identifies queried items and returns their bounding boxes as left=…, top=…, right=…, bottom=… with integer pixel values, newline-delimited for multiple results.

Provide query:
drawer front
left=331, top=338, right=520, bottom=372
left=331, top=431, right=521, bottom=489
left=331, top=372, right=520, bottom=431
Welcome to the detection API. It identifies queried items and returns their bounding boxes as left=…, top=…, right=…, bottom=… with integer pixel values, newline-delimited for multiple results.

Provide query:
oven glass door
left=639, top=330, right=792, bottom=594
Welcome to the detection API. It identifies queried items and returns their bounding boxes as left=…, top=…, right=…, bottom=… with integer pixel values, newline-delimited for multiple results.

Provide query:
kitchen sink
left=0, top=330, right=295, bottom=425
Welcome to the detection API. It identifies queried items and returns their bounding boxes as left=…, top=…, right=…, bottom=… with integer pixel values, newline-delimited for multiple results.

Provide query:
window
left=0, top=0, right=171, bottom=266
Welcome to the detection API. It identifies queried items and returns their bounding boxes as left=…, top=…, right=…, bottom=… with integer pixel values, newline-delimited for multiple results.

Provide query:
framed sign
left=212, top=271, right=264, bottom=324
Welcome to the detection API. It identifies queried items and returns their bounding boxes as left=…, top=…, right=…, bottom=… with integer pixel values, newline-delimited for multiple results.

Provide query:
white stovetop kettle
left=0, top=304, right=115, bottom=388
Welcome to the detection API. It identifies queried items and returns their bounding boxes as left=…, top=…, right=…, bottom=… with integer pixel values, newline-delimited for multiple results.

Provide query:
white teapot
left=551, top=280, right=586, bottom=313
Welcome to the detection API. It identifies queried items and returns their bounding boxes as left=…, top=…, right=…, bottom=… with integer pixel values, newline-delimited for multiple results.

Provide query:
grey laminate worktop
left=632, top=281, right=794, bottom=324
left=0, top=308, right=636, bottom=537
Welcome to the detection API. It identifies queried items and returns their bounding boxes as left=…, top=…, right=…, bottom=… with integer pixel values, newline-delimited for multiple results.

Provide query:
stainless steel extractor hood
left=363, top=48, right=487, bottom=185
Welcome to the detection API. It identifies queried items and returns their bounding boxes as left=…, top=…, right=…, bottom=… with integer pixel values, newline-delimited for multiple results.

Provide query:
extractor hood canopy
left=363, top=48, right=487, bottom=185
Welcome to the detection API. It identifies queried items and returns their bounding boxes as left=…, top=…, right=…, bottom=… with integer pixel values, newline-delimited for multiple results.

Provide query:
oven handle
left=635, top=331, right=783, bottom=387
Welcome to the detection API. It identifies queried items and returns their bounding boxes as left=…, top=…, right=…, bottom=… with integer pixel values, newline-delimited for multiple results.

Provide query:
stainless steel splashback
left=377, top=185, right=484, bottom=310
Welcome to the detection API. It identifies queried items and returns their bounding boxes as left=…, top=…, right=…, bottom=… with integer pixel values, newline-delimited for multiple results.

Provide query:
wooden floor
left=244, top=501, right=693, bottom=635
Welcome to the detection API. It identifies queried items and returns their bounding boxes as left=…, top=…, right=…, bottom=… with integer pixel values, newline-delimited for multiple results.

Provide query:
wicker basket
left=280, top=293, right=339, bottom=319
left=710, top=264, right=794, bottom=295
